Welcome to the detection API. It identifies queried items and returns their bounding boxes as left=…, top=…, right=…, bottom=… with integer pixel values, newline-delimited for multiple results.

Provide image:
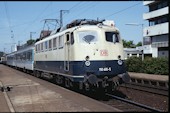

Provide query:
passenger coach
left=6, top=44, right=34, bottom=72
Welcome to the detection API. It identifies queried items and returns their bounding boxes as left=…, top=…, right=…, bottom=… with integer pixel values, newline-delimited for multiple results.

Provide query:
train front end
left=73, top=20, right=130, bottom=91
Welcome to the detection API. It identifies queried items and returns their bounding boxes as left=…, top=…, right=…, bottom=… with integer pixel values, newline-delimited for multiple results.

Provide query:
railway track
left=120, top=82, right=168, bottom=96
left=81, top=81, right=168, bottom=112
left=104, top=93, right=163, bottom=112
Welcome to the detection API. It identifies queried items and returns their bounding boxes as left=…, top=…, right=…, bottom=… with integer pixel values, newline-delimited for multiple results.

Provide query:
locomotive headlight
left=85, top=56, right=90, bottom=61
left=85, top=56, right=90, bottom=66
left=118, top=55, right=121, bottom=59
left=117, top=60, right=123, bottom=65
left=85, top=61, right=90, bottom=66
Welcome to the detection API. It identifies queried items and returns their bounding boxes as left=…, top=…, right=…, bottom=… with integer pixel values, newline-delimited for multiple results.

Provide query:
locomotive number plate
left=99, top=67, right=111, bottom=71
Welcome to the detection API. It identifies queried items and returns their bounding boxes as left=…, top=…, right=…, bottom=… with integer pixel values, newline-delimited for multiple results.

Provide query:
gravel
left=117, top=87, right=168, bottom=112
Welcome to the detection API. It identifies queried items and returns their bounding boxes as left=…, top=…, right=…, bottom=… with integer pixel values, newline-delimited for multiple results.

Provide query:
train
left=4, top=19, right=130, bottom=92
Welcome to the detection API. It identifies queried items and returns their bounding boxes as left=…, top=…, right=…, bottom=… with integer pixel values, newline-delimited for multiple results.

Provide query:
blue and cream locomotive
left=33, top=19, right=130, bottom=91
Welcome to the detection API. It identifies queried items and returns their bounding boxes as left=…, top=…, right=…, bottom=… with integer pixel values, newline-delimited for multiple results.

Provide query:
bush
left=125, top=56, right=143, bottom=73
left=143, top=57, right=169, bottom=75
left=125, top=57, right=169, bottom=75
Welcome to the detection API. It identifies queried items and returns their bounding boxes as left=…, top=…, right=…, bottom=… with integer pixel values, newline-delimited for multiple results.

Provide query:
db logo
left=100, top=50, right=108, bottom=56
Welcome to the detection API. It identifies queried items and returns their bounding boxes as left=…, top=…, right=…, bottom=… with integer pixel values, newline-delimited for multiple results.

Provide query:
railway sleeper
left=130, top=78, right=168, bottom=89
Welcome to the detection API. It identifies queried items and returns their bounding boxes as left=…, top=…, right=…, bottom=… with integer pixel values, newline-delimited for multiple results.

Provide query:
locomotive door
left=64, top=32, right=70, bottom=71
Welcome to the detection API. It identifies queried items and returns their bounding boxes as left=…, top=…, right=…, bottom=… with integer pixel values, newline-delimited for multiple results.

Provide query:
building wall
left=143, top=0, right=169, bottom=58
left=152, top=34, right=168, bottom=43
left=124, top=48, right=142, bottom=60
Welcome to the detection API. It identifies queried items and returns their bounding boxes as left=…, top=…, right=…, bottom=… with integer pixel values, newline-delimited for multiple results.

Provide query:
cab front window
left=78, top=31, right=98, bottom=44
left=105, top=32, right=120, bottom=43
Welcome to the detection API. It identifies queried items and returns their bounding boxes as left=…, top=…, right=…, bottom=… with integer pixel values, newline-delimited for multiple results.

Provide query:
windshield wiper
left=83, top=38, right=90, bottom=44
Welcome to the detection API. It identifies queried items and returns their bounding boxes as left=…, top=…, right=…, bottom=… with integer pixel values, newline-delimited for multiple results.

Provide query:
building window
left=143, top=37, right=151, bottom=45
left=149, top=15, right=168, bottom=26
left=149, top=1, right=168, bottom=12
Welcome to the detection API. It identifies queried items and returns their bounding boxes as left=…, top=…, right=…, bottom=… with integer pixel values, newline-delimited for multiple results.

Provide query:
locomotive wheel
left=64, top=78, right=73, bottom=89
left=65, top=78, right=70, bottom=88
left=35, top=71, right=41, bottom=78
left=33, top=70, right=37, bottom=77
left=55, top=75, right=63, bottom=85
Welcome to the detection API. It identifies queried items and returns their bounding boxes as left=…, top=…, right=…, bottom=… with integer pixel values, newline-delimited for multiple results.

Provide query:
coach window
left=59, top=35, right=64, bottom=49
left=18, top=54, right=21, bottom=60
left=105, top=32, right=120, bottom=43
left=41, top=43, right=43, bottom=52
left=38, top=44, right=40, bottom=53
left=20, top=53, right=23, bottom=61
left=23, top=52, right=26, bottom=61
left=27, top=51, right=31, bottom=61
left=14, top=54, right=16, bottom=60
left=53, top=37, right=57, bottom=50
left=36, top=45, right=38, bottom=53
left=28, top=51, right=32, bottom=61
left=78, top=31, right=98, bottom=44
left=45, top=41, right=48, bottom=51
left=49, top=39, right=52, bottom=51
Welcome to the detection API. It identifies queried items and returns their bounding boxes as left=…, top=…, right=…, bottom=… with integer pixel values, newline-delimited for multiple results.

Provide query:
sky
left=0, top=1, right=148, bottom=53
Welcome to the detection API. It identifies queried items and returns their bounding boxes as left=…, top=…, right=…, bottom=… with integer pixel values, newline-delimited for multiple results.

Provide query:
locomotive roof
left=66, top=19, right=105, bottom=28
left=36, top=19, right=118, bottom=44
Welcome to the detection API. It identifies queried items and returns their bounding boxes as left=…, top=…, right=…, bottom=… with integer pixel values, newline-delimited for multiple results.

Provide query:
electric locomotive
left=34, top=19, right=130, bottom=91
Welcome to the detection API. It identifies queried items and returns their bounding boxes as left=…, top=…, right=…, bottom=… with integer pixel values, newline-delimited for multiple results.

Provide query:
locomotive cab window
left=105, top=32, right=120, bottom=43
left=78, top=31, right=98, bottom=44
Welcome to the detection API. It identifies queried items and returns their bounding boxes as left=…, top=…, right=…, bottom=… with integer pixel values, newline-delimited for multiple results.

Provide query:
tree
left=27, top=39, right=35, bottom=45
left=0, top=51, right=4, bottom=58
left=122, top=39, right=142, bottom=48
left=136, top=41, right=142, bottom=47
left=122, top=39, right=136, bottom=48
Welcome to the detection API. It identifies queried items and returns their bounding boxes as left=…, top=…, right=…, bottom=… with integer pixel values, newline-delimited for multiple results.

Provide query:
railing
left=151, top=41, right=168, bottom=47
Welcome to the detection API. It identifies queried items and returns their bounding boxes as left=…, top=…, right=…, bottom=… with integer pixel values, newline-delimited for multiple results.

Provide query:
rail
left=105, top=93, right=163, bottom=112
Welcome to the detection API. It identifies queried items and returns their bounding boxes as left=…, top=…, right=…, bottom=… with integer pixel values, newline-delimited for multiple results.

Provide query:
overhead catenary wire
left=101, top=2, right=141, bottom=19
left=64, top=2, right=100, bottom=25
left=18, top=2, right=52, bottom=41
left=68, top=1, right=82, bottom=11
left=3, top=2, right=83, bottom=40
left=0, top=2, right=85, bottom=30
left=4, top=2, right=13, bottom=35
left=1, top=2, right=143, bottom=47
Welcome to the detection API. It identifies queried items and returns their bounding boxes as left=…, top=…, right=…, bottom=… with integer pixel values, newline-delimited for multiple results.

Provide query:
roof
left=39, top=30, right=52, bottom=40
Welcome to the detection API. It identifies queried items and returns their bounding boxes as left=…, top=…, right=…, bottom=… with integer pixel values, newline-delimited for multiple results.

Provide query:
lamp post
left=125, top=23, right=144, bottom=61
left=11, top=31, right=15, bottom=52
left=30, top=32, right=36, bottom=40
